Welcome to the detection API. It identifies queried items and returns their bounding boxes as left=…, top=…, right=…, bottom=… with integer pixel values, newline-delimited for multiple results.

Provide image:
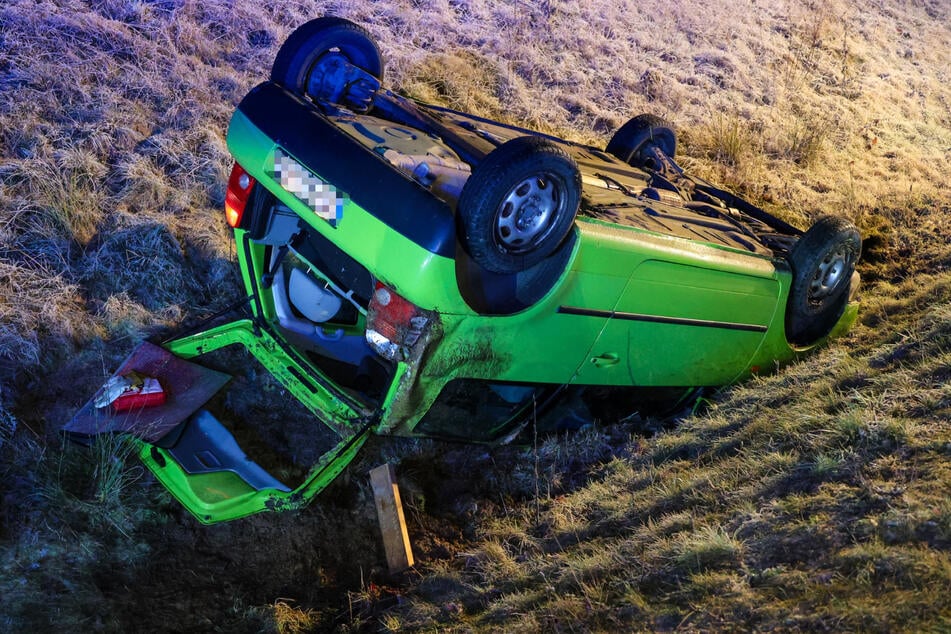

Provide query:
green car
left=67, top=17, right=861, bottom=523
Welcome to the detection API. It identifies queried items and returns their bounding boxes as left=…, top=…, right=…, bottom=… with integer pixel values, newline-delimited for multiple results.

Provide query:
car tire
left=786, top=216, right=861, bottom=346
left=606, top=114, right=677, bottom=168
left=270, top=16, right=384, bottom=94
left=457, top=136, right=582, bottom=274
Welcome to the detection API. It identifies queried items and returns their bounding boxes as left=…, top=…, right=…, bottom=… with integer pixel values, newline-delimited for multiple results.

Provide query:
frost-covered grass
left=1, top=0, right=950, bottom=631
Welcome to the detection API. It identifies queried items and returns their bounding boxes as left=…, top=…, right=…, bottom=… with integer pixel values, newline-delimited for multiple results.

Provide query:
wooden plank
left=369, top=463, right=414, bottom=573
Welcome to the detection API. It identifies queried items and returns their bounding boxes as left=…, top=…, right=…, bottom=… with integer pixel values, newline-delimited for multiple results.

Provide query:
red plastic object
left=111, top=378, right=167, bottom=412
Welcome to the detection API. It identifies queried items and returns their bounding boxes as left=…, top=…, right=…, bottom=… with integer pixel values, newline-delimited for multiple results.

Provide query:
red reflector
left=225, top=163, right=255, bottom=228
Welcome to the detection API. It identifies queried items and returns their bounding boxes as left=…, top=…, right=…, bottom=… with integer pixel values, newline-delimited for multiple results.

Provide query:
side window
left=415, top=379, right=543, bottom=442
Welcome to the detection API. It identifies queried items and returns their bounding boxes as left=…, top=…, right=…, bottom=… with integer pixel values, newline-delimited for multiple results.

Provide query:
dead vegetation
left=1, top=0, right=950, bottom=631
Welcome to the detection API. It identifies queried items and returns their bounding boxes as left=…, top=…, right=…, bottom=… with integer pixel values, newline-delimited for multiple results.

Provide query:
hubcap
left=495, top=174, right=561, bottom=253
left=808, top=245, right=851, bottom=302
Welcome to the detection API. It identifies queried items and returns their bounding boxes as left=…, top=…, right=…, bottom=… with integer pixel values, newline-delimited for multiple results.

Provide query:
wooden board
left=370, top=463, right=414, bottom=573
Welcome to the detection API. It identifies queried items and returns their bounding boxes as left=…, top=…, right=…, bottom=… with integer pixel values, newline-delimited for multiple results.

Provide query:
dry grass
left=375, top=275, right=951, bottom=632
left=1, top=0, right=950, bottom=631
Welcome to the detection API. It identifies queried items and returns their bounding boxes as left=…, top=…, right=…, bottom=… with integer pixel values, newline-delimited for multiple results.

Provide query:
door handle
left=590, top=353, right=620, bottom=368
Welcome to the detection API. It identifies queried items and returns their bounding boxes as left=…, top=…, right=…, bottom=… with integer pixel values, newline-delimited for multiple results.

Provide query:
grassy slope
left=0, top=0, right=949, bottom=631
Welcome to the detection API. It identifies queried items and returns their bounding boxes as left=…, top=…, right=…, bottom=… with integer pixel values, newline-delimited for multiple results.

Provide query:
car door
left=572, top=258, right=781, bottom=387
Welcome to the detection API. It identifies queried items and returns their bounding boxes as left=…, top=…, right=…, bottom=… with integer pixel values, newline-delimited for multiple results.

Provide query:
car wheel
left=606, top=114, right=677, bottom=168
left=457, top=136, right=582, bottom=274
left=270, top=16, right=384, bottom=96
left=786, top=216, right=861, bottom=346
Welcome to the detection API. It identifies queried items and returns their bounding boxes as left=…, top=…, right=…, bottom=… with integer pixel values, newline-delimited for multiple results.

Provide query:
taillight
left=224, top=162, right=255, bottom=228
left=366, top=282, right=432, bottom=361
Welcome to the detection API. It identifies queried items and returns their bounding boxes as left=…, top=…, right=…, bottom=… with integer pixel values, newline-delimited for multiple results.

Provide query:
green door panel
left=574, top=260, right=781, bottom=386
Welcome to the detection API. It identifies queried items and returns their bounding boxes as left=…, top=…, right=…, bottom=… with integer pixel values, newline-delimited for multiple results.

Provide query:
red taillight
left=366, top=282, right=432, bottom=361
left=224, top=162, right=255, bottom=228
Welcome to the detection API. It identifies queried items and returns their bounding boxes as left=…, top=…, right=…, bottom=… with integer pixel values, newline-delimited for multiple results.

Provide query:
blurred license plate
left=273, top=148, right=344, bottom=226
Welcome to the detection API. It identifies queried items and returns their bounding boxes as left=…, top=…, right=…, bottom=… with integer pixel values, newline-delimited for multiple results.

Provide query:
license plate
left=273, top=148, right=344, bottom=226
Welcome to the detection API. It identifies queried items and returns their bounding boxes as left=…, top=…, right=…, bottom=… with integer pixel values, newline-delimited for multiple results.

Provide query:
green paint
left=125, top=87, right=860, bottom=524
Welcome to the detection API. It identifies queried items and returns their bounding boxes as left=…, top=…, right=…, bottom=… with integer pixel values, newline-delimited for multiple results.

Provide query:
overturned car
left=66, top=17, right=861, bottom=523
